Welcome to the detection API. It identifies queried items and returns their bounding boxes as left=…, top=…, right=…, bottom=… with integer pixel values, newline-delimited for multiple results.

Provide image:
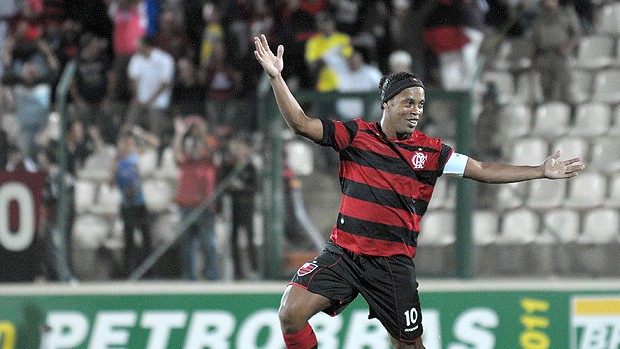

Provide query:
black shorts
left=290, top=240, right=423, bottom=343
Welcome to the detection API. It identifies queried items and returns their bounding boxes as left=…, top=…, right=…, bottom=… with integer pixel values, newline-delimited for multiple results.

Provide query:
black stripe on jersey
left=320, top=119, right=337, bottom=148
left=341, top=148, right=439, bottom=186
left=337, top=214, right=418, bottom=247
left=343, top=119, right=359, bottom=145
left=358, top=129, right=441, bottom=153
left=341, top=178, right=429, bottom=215
left=438, top=143, right=452, bottom=172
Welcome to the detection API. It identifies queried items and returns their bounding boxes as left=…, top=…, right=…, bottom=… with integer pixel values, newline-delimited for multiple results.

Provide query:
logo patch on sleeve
left=297, top=262, right=319, bottom=277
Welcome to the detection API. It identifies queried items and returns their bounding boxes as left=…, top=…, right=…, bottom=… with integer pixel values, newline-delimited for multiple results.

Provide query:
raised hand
left=543, top=150, right=584, bottom=179
left=253, top=34, right=284, bottom=79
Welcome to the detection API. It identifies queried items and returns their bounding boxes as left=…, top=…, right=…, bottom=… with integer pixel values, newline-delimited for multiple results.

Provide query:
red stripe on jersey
left=339, top=195, right=420, bottom=232
left=330, top=228, right=417, bottom=258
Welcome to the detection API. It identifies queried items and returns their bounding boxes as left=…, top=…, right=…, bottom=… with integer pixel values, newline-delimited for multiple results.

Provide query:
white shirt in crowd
left=127, top=48, right=175, bottom=109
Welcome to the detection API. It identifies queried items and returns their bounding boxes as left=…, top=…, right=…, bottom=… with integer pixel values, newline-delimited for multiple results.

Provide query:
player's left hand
left=543, top=150, right=584, bottom=179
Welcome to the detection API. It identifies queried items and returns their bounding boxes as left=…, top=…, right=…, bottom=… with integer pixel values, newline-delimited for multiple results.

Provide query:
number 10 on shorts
left=404, top=307, right=419, bottom=331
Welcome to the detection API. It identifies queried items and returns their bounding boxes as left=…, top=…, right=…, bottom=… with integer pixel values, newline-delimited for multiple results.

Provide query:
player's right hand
left=253, top=34, right=284, bottom=79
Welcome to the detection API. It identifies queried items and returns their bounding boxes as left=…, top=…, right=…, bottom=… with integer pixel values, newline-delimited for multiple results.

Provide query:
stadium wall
left=1, top=279, right=620, bottom=349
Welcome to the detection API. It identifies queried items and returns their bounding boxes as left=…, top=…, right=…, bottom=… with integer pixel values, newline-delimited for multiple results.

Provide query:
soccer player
left=253, top=34, right=584, bottom=349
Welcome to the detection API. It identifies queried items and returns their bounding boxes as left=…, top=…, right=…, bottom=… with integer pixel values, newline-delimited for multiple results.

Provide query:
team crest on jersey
left=412, top=152, right=427, bottom=169
left=297, top=262, right=318, bottom=277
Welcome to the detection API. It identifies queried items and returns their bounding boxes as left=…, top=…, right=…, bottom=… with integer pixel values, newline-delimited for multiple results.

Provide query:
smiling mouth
left=407, top=118, right=418, bottom=127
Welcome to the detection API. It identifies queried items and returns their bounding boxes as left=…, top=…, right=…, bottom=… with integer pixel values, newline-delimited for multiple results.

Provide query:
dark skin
left=254, top=34, right=583, bottom=349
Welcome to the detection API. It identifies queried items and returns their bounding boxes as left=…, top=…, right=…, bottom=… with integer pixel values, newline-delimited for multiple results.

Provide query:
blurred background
left=0, top=0, right=618, bottom=285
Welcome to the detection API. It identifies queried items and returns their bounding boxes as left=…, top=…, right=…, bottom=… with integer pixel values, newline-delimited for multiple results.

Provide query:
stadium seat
left=154, top=147, right=179, bottom=180
left=575, top=208, right=620, bottom=276
left=540, top=208, right=581, bottom=275
left=564, top=172, right=607, bottom=208
left=473, top=210, right=499, bottom=246
left=606, top=174, right=620, bottom=208
left=514, top=71, right=544, bottom=104
left=610, top=106, right=620, bottom=136
left=491, top=37, right=533, bottom=71
left=481, top=71, right=515, bottom=104
left=575, top=35, right=615, bottom=70
left=592, top=68, right=620, bottom=104
left=541, top=209, right=580, bottom=243
left=494, top=208, right=551, bottom=275
left=498, top=208, right=540, bottom=244
left=570, top=70, right=593, bottom=104
left=286, top=140, right=315, bottom=176
left=90, top=183, right=122, bottom=216
left=531, top=102, right=571, bottom=138
left=498, top=103, right=532, bottom=139
left=579, top=208, right=620, bottom=244
left=143, top=178, right=174, bottom=213
left=417, top=210, right=455, bottom=275
left=570, top=102, right=611, bottom=137
left=420, top=210, right=456, bottom=246
left=496, top=182, right=527, bottom=210
left=526, top=179, right=567, bottom=209
left=78, top=148, right=115, bottom=182
left=550, top=137, right=589, bottom=163
left=428, top=178, right=455, bottom=210
left=138, top=149, right=159, bottom=178
left=509, top=137, right=548, bottom=165
left=72, top=214, right=114, bottom=280
left=595, top=3, right=620, bottom=36
left=589, top=136, right=620, bottom=174
left=74, top=180, right=96, bottom=214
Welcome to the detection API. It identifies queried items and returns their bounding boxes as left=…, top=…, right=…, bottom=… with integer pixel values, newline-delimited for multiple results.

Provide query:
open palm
left=543, top=150, right=584, bottom=179
left=254, top=34, right=283, bottom=78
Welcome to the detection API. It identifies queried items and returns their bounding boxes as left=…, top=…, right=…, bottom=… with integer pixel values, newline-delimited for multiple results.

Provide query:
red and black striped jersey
left=319, top=118, right=453, bottom=258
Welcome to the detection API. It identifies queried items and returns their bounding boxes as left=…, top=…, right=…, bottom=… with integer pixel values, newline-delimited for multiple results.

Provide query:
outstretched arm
left=464, top=150, right=584, bottom=183
left=253, top=34, right=323, bottom=143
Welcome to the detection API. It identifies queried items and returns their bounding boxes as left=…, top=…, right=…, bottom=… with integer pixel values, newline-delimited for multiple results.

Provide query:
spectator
left=390, top=0, right=430, bottom=80
left=305, top=11, right=352, bottom=100
left=106, top=0, right=147, bottom=103
left=173, top=116, right=221, bottom=280
left=203, top=40, right=240, bottom=129
left=5, top=143, right=38, bottom=172
left=423, top=0, right=483, bottom=91
left=126, top=35, right=175, bottom=140
left=198, top=1, right=224, bottom=70
left=37, top=144, right=75, bottom=282
left=171, top=56, right=207, bottom=119
left=69, top=33, right=114, bottom=142
left=529, top=0, right=580, bottom=103
left=388, top=49, right=413, bottom=74
left=221, top=135, right=259, bottom=280
left=0, top=0, right=19, bottom=77
left=323, top=48, right=382, bottom=121
left=153, top=8, right=190, bottom=60
left=110, top=126, right=158, bottom=277
left=2, top=56, right=58, bottom=158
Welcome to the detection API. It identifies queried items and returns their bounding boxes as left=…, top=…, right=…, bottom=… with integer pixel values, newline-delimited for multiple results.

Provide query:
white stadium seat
left=526, top=179, right=567, bottom=209
left=498, top=103, right=532, bottom=139
left=606, top=174, right=620, bottom=208
left=531, top=102, right=571, bottom=138
left=143, top=179, right=175, bottom=213
left=90, top=183, right=122, bottom=216
left=575, top=35, right=615, bottom=70
left=564, top=172, right=606, bottom=208
left=482, top=71, right=515, bottom=104
left=74, top=180, right=96, bottom=214
left=592, top=68, right=620, bottom=104
left=571, top=102, right=611, bottom=137
left=589, top=137, right=620, bottom=174
left=510, top=137, right=548, bottom=165
left=550, top=137, right=589, bottom=164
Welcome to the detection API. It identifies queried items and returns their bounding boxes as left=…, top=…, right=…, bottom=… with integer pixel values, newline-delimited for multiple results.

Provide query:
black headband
left=381, top=77, right=425, bottom=104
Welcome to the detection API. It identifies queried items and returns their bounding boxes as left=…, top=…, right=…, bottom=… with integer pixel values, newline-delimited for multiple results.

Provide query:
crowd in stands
left=1, top=0, right=616, bottom=281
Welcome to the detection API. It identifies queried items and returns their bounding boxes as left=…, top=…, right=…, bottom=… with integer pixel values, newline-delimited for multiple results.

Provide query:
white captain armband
left=443, top=152, right=468, bottom=177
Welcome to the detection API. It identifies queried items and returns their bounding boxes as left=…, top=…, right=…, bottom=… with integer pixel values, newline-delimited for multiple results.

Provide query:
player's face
left=382, top=87, right=425, bottom=137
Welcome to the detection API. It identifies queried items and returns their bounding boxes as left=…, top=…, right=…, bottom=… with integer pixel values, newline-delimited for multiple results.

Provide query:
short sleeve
left=319, top=119, right=359, bottom=152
